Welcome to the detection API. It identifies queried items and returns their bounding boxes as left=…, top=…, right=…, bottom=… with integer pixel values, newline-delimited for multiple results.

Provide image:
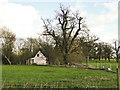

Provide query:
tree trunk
left=108, top=57, right=110, bottom=62
left=102, top=56, right=103, bottom=59
left=64, top=54, right=68, bottom=66
left=0, top=52, right=11, bottom=65
left=99, top=56, right=101, bottom=61
left=117, top=54, right=119, bottom=63
left=105, top=57, right=107, bottom=61
left=86, top=56, right=89, bottom=67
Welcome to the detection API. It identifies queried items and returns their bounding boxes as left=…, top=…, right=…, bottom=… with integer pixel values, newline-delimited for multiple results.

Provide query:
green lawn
left=88, top=59, right=118, bottom=71
left=2, top=65, right=117, bottom=88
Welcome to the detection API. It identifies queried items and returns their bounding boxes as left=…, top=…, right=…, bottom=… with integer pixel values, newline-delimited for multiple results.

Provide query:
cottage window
left=37, top=54, right=39, bottom=57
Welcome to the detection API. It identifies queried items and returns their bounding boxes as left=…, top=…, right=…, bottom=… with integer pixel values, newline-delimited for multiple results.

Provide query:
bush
left=67, top=48, right=86, bottom=64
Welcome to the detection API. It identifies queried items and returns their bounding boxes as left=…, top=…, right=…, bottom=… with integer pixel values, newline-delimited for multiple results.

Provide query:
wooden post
left=117, top=63, right=120, bottom=89
left=117, top=46, right=120, bottom=89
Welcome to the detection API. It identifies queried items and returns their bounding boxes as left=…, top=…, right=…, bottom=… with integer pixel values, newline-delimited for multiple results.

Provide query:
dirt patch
left=44, top=71, right=54, bottom=73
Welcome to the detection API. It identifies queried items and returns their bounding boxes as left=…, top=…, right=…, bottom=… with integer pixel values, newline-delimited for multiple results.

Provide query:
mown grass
left=2, top=65, right=117, bottom=88
left=88, top=59, right=118, bottom=71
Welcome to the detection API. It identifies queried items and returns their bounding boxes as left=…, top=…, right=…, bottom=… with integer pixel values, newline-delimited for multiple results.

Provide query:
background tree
left=103, top=43, right=114, bottom=62
left=89, top=43, right=98, bottom=60
left=96, top=42, right=103, bottom=61
left=18, top=37, right=40, bottom=64
left=78, top=33, right=98, bottom=66
left=114, top=40, right=120, bottom=62
left=0, top=27, right=16, bottom=65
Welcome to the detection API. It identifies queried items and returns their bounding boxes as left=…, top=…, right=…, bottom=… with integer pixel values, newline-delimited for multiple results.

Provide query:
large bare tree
left=42, top=6, right=89, bottom=64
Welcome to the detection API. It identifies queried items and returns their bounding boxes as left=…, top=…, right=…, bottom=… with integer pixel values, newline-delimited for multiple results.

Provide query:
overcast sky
left=0, top=0, right=118, bottom=45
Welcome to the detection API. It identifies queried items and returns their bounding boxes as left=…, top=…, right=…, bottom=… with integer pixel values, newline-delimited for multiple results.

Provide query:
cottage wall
left=34, top=51, right=47, bottom=65
left=26, top=51, right=47, bottom=65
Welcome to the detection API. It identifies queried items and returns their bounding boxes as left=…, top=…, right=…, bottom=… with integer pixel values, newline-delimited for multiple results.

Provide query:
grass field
left=88, top=59, right=118, bottom=71
left=2, top=65, right=117, bottom=88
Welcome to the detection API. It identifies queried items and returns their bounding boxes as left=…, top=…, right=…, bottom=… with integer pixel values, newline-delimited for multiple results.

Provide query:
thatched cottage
left=26, top=50, right=47, bottom=65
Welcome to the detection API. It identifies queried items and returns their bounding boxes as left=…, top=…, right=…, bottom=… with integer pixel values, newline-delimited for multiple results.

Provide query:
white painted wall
left=26, top=51, right=47, bottom=65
